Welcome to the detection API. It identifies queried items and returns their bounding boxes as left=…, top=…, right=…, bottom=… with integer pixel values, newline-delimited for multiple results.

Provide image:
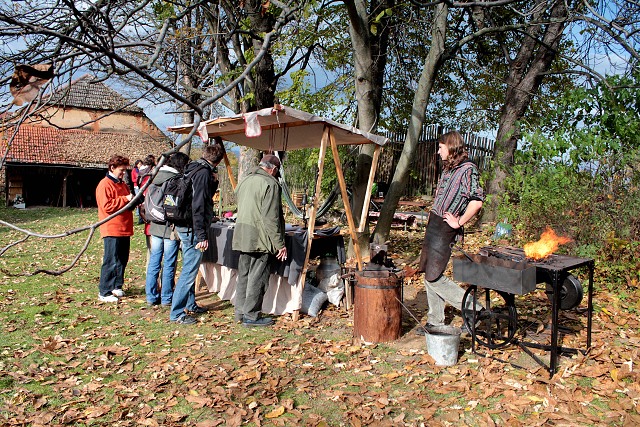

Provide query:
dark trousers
left=99, top=236, right=130, bottom=296
left=235, top=252, right=272, bottom=321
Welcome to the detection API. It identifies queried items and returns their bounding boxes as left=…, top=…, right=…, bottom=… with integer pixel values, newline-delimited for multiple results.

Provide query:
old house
left=1, top=75, right=171, bottom=207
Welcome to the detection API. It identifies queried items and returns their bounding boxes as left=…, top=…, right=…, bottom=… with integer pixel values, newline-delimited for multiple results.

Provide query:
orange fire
left=523, top=227, right=572, bottom=260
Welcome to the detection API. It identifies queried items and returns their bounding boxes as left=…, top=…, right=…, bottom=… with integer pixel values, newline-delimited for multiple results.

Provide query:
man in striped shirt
left=416, top=131, right=484, bottom=335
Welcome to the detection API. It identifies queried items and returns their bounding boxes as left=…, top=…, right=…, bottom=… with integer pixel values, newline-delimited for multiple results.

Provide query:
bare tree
left=343, top=0, right=395, bottom=256
left=0, top=0, right=306, bottom=275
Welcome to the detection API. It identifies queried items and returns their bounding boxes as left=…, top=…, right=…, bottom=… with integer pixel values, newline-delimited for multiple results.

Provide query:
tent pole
left=329, top=132, right=363, bottom=272
left=358, top=144, right=381, bottom=233
left=294, top=126, right=329, bottom=321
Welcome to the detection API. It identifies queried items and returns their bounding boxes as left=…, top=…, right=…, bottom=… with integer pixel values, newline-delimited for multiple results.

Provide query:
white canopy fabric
left=167, top=105, right=388, bottom=150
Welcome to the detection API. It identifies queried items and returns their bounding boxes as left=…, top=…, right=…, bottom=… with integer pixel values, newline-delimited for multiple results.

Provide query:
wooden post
left=62, top=171, right=69, bottom=208
left=358, top=145, right=381, bottom=233
left=329, top=131, right=363, bottom=271
left=223, top=152, right=237, bottom=191
left=293, top=126, right=329, bottom=321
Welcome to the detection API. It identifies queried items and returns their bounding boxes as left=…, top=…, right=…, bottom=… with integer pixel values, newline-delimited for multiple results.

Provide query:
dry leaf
left=264, top=406, right=285, bottom=418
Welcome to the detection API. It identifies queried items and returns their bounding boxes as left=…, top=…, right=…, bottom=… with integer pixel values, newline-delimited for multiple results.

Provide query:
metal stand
left=465, top=259, right=594, bottom=378
left=517, top=260, right=594, bottom=377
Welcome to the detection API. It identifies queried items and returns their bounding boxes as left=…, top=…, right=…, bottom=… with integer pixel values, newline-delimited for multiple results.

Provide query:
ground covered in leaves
left=1, top=210, right=639, bottom=426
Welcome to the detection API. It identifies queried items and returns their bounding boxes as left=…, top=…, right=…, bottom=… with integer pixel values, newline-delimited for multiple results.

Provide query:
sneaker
left=188, top=305, right=208, bottom=314
left=171, top=315, right=197, bottom=325
left=99, top=294, right=119, bottom=303
left=112, top=289, right=125, bottom=297
left=242, top=317, right=274, bottom=328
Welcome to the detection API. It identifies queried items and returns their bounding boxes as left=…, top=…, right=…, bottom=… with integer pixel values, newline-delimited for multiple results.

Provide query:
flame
left=523, top=227, right=572, bottom=260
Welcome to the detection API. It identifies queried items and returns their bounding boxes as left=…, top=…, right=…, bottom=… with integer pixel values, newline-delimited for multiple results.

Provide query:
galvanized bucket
left=425, top=325, right=461, bottom=366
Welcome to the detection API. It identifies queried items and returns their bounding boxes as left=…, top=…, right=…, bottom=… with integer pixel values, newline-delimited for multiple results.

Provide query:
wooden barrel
left=353, top=270, right=402, bottom=343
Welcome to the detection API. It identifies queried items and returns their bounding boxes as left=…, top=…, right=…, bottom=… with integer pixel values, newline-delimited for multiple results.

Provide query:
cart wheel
left=461, top=285, right=518, bottom=349
left=545, top=274, right=583, bottom=310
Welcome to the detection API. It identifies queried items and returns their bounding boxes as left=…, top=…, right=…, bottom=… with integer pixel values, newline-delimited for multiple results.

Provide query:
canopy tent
left=167, top=104, right=388, bottom=151
left=168, top=105, right=388, bottom=319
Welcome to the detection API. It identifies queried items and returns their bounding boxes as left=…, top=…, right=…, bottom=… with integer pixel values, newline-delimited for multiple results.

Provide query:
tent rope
left=279, top=163, right=341, bottom=219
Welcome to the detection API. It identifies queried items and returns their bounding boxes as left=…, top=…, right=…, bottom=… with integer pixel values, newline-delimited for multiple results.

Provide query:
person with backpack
left=232, top=154, right=287, bottom=327
left=169, top=143, right=225, bottom=325
left=137, top=155, right=155, bottom=225
left=144, top=152, right=190, bottom=307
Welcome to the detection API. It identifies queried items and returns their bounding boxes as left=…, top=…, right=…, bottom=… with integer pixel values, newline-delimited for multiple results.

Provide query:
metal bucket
left=425, top=325, right=461, bottom=366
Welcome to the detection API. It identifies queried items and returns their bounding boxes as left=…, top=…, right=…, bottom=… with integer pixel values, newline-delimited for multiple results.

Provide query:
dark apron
left=418, top=213, right=460, bottom=282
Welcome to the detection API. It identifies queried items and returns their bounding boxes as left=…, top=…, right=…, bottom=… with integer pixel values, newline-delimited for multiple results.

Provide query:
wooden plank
left=222, top=152, right=237, bottom=191
left=358, top=144, right=380, bottom=233
left=330, top=129, right=363, bottom=271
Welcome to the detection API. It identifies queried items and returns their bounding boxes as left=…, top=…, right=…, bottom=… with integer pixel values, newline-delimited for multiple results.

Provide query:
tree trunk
left=344, top=0, right=393, bottom=258
left=482, top=0, right=568, bottom=222
left=372, top=2, right=449, bottom=244
left=238, top=0, right=279, bottom=180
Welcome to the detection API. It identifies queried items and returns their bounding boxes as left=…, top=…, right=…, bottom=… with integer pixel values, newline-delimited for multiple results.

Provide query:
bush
left=497, top=73, right=640, bottom=291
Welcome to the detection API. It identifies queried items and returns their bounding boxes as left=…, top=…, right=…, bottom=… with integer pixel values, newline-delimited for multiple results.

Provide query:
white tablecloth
left=199, top=263, right=302, bottom=315
left=199, top=223, right=345, bottom=315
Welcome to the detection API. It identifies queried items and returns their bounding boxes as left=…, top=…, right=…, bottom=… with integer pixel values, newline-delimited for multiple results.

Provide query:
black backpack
left=162, top=163, right=207, bottom=226
left=141, top=182, right=167, bottom=224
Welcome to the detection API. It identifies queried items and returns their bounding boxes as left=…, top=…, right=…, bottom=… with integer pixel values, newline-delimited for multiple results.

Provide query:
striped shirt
left=431, top=161, right=484, bottom=217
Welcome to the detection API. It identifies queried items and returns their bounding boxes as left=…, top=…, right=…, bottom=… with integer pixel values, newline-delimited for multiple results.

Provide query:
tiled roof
left=5, top=125, right=171, bottom=167
left=48, top=75, right=143, bottom=113
left=4, top=126, right=67, bottom=164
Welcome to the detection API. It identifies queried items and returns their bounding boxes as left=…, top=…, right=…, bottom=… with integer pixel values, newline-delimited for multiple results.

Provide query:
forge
left=452, top=245, right=594, bottom=377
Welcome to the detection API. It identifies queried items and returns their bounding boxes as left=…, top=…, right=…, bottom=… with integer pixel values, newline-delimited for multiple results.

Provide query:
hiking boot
left=242, top=317, right=274, bottom=328
left=188, top=305, right=208, bottom=314
left=415, top=323, right=440, bottom=336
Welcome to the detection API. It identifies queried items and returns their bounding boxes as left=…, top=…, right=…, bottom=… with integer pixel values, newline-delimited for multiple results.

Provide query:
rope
left=278, top=145, right=358, bottom=219
left=279, top=165, right=341, bottom=219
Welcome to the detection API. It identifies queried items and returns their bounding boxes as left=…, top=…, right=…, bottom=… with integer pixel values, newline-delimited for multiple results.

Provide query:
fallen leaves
left=2, top=226, right=640, bottom=426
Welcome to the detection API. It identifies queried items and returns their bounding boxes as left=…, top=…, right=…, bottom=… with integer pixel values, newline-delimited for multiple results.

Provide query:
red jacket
left=96, top=174, right=134, bottom=238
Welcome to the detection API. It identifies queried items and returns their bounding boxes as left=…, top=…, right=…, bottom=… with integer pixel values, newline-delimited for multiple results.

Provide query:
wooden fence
left=375, top=125, right=495, bottom=197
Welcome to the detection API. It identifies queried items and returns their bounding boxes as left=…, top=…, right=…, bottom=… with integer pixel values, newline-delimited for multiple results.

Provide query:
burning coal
left=524, top=227, right=572, bottom=260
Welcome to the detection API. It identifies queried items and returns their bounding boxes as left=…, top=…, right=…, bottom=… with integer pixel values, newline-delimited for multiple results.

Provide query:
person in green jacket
left=232, top=154, right=287, bottom=327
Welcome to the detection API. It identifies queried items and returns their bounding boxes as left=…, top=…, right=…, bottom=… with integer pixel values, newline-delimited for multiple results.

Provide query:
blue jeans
left=99, top=236, right=130, bottom=296
left=145, top=235, right=179, bottom=305
left=170, top=229, right=202, bottom=321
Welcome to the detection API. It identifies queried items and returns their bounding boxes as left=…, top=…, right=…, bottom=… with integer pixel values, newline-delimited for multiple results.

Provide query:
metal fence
left=375, top=125, right=495, bottom=197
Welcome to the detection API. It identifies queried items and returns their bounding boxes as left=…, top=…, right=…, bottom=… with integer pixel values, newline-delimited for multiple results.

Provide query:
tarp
left=167, top=105, right=388, bottom=150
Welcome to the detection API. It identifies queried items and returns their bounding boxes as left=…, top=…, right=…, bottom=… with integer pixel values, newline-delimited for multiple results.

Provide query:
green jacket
left=232, top=167, right=285, bottom=254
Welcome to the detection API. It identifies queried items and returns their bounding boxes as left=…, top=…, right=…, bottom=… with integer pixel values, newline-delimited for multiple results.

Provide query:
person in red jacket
left=96, top=155, right=134, bottom=303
